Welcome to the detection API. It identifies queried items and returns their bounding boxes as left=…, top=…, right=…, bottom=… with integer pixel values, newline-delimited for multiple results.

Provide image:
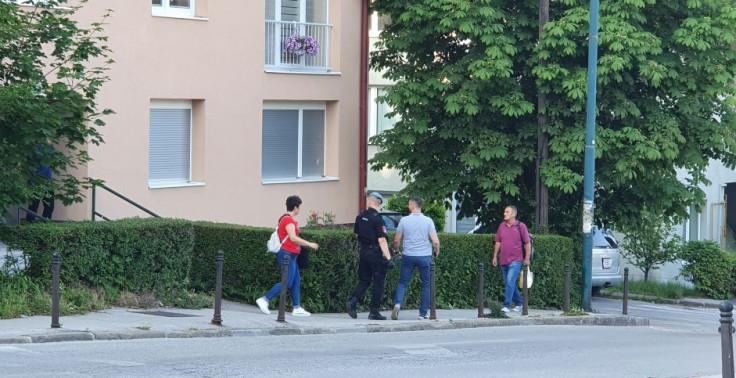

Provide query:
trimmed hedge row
left=0, top=219, right=581, bottom=312
left=191, top=222, right=581, bottom=312
left=0, top=219, right=194, bottom=294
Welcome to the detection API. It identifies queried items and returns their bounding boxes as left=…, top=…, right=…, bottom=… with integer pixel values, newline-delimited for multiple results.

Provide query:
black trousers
left=27, top=194, right=54, bottom=221
left=351, top=245, right=388, bottom=311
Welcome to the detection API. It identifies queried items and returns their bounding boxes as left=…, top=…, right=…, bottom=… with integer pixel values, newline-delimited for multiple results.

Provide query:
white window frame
left=262, top=102, right=335, bottom=184
left=265, top=0, right=333, bottom=74
left=152, top=0, right=196, bottom=19
left=148, top=100, right=204, bottom=189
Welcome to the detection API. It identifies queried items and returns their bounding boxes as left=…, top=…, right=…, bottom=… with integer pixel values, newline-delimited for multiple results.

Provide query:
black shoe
left=368, top=310, right=386, bottom=320
left=346, top=298, right=357, bottom=319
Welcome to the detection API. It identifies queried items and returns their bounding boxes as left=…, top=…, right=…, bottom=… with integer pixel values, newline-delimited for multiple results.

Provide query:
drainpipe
left=358, top=0, right=369, bottom=212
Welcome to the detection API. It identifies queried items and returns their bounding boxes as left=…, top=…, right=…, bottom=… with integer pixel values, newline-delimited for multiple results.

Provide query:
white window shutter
left=149, top=108, right=191, bottom=183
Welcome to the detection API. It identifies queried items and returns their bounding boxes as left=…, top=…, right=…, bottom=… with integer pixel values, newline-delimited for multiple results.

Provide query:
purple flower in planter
left=284, top=34, right=320, bottom=56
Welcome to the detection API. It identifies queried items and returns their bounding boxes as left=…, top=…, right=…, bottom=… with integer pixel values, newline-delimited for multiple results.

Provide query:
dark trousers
left=351, top=245, right=387, bottom=311
left=27, top=195, right=54, bottom=221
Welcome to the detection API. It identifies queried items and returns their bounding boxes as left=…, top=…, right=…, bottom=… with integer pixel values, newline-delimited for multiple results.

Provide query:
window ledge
left=152, top=14, right=209, bottom=22
left=262, top=177, right=339, bottom=185
left=148, top=181, right=206, bottom=189
left=264, top=68, right=341, bottom=76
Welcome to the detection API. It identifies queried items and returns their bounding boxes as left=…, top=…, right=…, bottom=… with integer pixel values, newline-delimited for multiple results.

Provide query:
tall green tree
left=0, top=0, right=112, bottom=215
left=370, top=0, right=736, bottom=234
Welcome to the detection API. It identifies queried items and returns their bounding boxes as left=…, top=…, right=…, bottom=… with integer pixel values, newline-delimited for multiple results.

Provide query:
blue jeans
left=501, top=261, right=524, bottom=308
left=265, top=250, right=301, bottom=307
left=394, top=255, right=432, bottom=316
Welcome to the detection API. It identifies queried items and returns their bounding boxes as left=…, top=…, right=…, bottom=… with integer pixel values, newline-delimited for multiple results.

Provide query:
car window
left=592, top=230, right=611, bottom=248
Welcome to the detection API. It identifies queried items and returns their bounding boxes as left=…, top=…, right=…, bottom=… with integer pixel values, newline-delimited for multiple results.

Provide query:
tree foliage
left=0, top=0, right=112, bottom=213
left=370, top=0, right=736, bottom=234
left=620, top=211, right=682, bottom=281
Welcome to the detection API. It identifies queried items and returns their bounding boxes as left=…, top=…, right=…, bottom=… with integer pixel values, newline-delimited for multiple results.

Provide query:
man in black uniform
left=347, top=192, right=393, bottom=320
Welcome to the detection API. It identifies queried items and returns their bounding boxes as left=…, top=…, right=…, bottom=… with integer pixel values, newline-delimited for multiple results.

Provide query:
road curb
left=0, top=314, right=647, bottom=345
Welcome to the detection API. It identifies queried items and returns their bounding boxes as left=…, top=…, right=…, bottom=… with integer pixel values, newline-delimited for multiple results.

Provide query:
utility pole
left=535, top=0, right=550, bottom=234
left=582, top=0, right=601, bottom=312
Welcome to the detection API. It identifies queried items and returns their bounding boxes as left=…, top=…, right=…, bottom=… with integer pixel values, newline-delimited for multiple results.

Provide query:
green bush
left=191, top=222, right=580, bottom=312
left=679, top=241, right=733, bottom=299
left=0, top=218, right=195, bottom=294
left=0, top=274, right=108, bottom=319
left=1, top=218, right=580, bottom=315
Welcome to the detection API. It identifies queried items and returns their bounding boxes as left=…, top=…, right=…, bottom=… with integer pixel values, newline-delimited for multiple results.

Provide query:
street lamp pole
left=582, top=0, right=601, bottom=312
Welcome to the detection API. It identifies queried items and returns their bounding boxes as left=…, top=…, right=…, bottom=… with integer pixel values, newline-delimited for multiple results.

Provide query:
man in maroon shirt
left=492, top=206, right=532, bottom=313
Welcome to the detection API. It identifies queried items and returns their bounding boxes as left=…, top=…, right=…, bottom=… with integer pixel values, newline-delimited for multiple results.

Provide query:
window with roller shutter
left=262, top=104, right=325, bottom=181
left=149, top=101, right=192, bottom=185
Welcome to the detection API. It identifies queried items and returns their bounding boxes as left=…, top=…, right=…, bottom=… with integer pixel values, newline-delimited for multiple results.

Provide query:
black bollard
left=522, top=265, right=529, bottom=316
left=211, top=250, right=224, bottom=326
left=720, top=301, right=734, bottom=378
left=564, top=264, right=571, bottom=313
left=51, top=252, right=61, bottom=328
left=430, top=259, right=437, bottom=320
left=478, top=263, right=485, bottom=318
left=623, top=267, right=629, bottom=315
left=277, top=256, right=289, bottom=323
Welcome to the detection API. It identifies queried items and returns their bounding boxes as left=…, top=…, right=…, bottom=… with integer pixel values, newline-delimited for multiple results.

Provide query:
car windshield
left=592, top=229, right=612, bottom=248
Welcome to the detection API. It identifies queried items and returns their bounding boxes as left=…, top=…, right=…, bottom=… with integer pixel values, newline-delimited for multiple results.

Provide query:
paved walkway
left=600, top=292, right=736, bottom=309
left=0, top=300, right=648, bottom=344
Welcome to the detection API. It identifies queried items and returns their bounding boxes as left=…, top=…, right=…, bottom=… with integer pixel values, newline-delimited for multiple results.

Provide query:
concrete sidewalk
left=0, top=300, right=648, bottom=345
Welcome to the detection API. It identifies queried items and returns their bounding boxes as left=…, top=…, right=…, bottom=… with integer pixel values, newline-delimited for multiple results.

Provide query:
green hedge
left=679, top=241, right=735, bottom=299
left=0, top=218, right=194, bottom=294
left=0, top=219, right=580, bottom=313
left=191, top=222, right=581, bottom=312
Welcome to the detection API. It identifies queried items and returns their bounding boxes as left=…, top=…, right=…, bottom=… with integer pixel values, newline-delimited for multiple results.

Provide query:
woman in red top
left=256, top=195, right=319, bottom=317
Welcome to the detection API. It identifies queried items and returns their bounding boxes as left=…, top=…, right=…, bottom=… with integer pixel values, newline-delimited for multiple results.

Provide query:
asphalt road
left=592, top=296, right=720, bottom=332
left=0, top=322, right=723, bottom=378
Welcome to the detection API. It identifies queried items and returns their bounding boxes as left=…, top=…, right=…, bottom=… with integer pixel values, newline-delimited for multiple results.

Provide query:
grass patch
left=483, top=299, right=509, bottom=319
left=0, top=274, right=213, bottom=319
left=562, top=308, right=588, bottom=316
left=605, top=280, right=700, bottom=300
left=134, top=326, right=151, bottom=331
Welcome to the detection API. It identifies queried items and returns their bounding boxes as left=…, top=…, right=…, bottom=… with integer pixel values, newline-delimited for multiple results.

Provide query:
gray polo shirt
left=396, top=212, right=437, bottom=256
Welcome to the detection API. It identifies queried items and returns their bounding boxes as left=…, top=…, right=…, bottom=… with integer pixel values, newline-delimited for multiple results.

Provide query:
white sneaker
left=292, top=307, right=311, bottom=317
left=512, top=305, right=522, bottom=312
left=501, top=307, right=510, bottom=313
left=256, top=297, right=270, bottom=315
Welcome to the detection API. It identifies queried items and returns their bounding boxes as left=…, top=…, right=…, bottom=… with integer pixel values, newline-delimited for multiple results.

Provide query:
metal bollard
left=720, top=301, right=734, bottom=378
left=430, top=259, right=437, bottom=320
left=51, top=252, right=61, bottom=328
left=623, top=267, right=629, bottom=315
left=564, top=264, right=571, bottom=313
left=478, top=263, right=485, bottom=318
left=522, top=265, right=529, bottom=316
left=277, top=256, right=289, bottom=323
left=211, top=250, right=224, bottom=326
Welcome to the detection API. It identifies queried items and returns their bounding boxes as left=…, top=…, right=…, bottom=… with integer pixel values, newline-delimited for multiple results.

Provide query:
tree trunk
left=644, top=268, right=650, bottom=282
left=535, top=0, right=550, bottom=233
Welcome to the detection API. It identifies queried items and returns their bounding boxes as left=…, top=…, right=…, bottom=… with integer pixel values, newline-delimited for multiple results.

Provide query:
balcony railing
left=265, top=20, right=332, bottom=72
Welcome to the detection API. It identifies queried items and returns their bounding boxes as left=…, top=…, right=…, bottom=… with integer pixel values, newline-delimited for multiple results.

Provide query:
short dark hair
left=409, top=196, right=423, bottom=209
left=286, top=195, right=302, bottom=211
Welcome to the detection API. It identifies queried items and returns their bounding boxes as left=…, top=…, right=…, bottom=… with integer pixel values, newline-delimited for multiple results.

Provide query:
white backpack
left=266, top=215, right=289, bottom=253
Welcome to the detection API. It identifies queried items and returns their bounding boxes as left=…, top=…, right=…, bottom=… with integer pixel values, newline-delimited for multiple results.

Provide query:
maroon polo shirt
left=496, top=220, right=531, bottom=265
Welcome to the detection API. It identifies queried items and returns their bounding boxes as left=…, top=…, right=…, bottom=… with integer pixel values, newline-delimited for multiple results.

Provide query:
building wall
left=52, top=0, right=361, bottom=227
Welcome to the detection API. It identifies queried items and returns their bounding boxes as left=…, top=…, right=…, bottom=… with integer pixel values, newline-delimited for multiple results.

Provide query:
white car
left=592, top=227, right=623, bottom=292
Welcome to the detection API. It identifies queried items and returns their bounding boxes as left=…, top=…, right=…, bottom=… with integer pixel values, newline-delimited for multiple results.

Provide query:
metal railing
left=265, top=20, right=332, bottom=71
left=91, top=182, right=160, bottom=221
left=15, top=206, right=50, bottom=223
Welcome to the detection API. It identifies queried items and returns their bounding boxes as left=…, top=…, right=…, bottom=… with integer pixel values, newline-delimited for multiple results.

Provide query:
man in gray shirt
left=391, top=196, right=440, bottom=320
